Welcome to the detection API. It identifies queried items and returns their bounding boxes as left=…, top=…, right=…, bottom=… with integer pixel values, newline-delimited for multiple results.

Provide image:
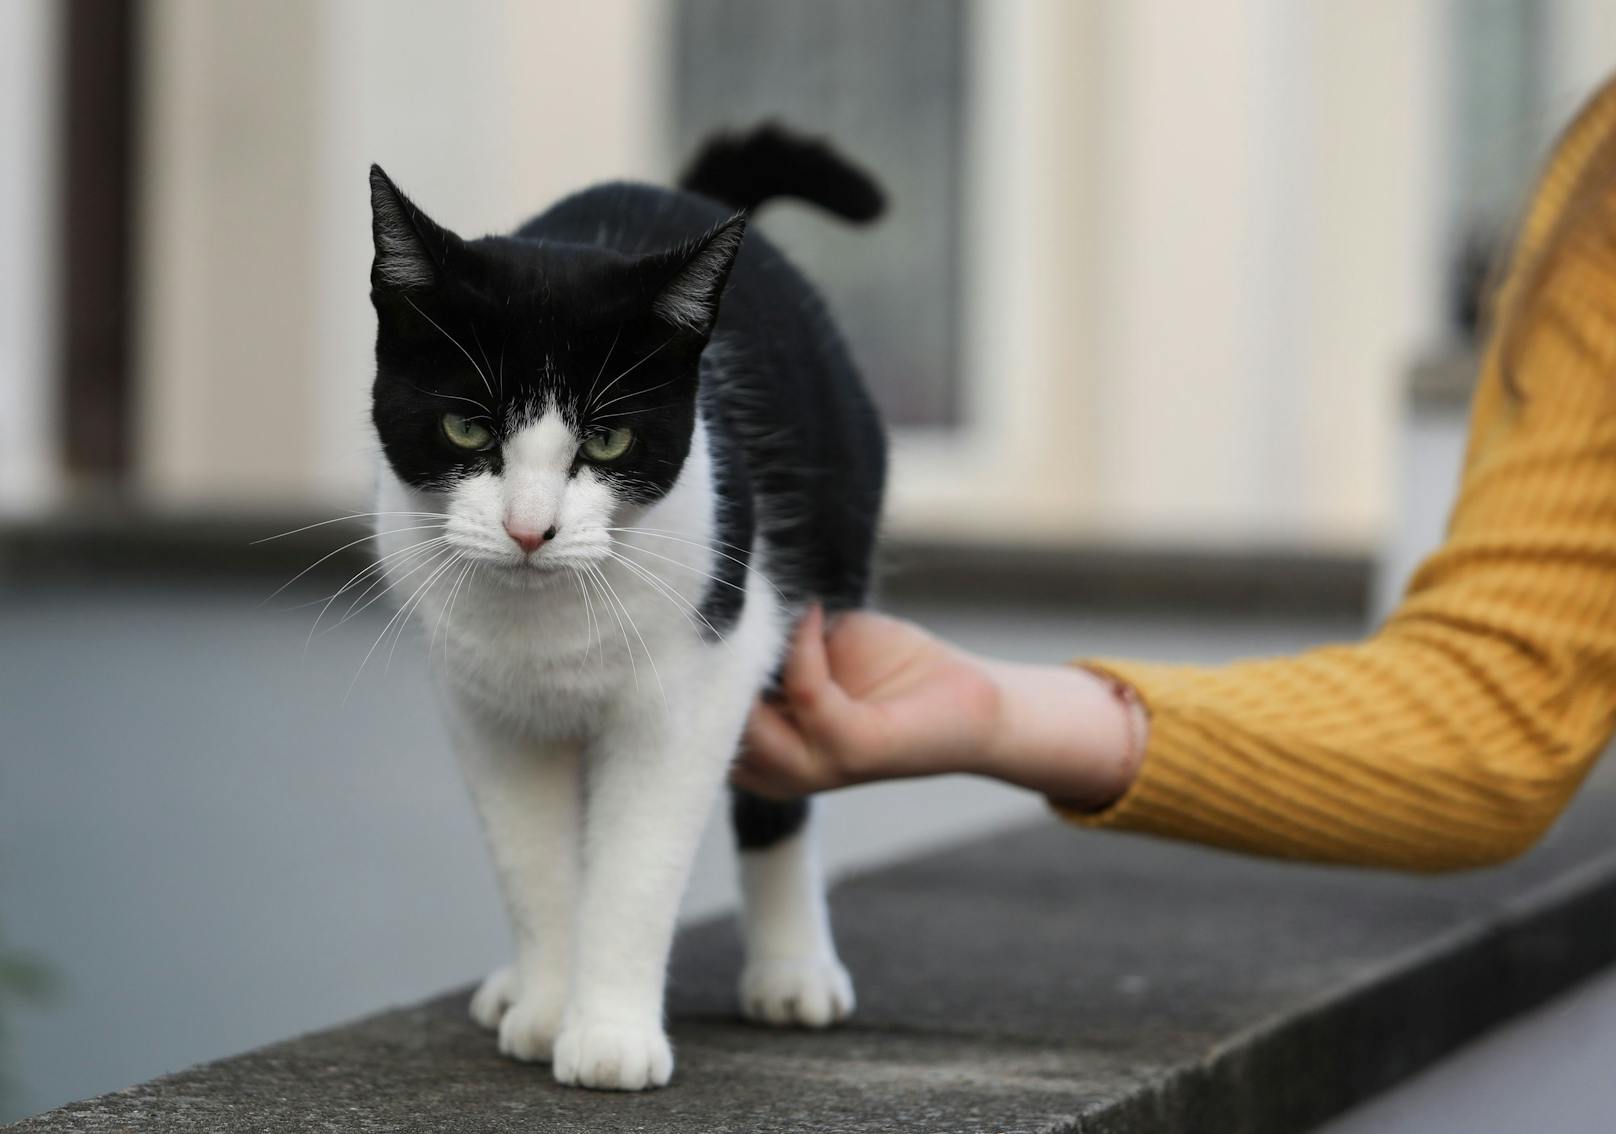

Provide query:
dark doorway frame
left=57, top=0, right=140, bottom=484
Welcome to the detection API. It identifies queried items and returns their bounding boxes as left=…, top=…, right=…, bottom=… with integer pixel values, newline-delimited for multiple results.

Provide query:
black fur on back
left=518, top=131, right=887, bottom=622
left=676, top=126, right=886, bottom=850
left=369, top=125, right=887, bottom=852
left=588, top=130, right=885, bottom=852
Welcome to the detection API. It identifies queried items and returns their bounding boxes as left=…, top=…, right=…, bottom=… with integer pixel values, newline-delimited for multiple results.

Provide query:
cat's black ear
left=647, top=213, right=747, bottom=336
left=369, top=164, right=460, bottom=292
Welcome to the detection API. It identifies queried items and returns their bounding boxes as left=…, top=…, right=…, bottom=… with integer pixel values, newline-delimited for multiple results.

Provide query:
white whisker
left=583, top=325, right=623, bottom=411
left=344, top=545, right=460, bottom=702
left=588, top=335, right=676, bottom=414
left=386, top=550, right=465, bottom=674
left=253, top=511, right=449, bottom=544
left=603, top=525, right=756, bottom=559
left=404, top=295, right=495, bottom=401
left=410, top=385, right=492, bottom=416
left=588, top=403, right=678, bottom=423
left=607, top=550, right=727, bottom=645
left=431, top=556, right=476, bottom=661
left=589, top=373, right=682, bottom=417
left=304, top=536, right=450, bottom=647
left=590, top=562, right=667, bottom=714
left=262, top=522, right=447, bottom=607
left=585, top=562, right=638, bottom=693
left=570, top=566, right=605, bottom=671
left=472, top=326, right=497, bottom=403
left=611, top=540, right=748, bottom=595
left=332, top=539, right=456, bottom=631
left=603, top=528, right=780, bottom=597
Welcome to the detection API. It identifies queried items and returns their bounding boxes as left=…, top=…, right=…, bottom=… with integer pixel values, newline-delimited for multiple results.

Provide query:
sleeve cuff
left=1049, top=658, right=1218, bottom=836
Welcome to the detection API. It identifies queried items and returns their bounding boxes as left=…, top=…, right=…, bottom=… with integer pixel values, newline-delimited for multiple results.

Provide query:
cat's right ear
left=369, top=165, right=460, bottom=292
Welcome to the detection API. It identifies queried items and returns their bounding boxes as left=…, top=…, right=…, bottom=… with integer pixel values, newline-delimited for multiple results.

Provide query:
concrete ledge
left=15, top=762, right=1616, bottom=1133
left=880, top=539, right=1366, bottom=615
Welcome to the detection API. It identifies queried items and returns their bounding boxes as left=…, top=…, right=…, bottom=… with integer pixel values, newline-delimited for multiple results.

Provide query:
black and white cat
left=365, top=127, right=886, bottom=1090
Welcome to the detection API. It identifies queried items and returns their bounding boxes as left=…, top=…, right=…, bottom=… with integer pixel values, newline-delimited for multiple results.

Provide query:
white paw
left=469, top=965, right=518, bottom=1031
left=552, top=1017, right=674, bottom=1091
left=497, top=989, right=566, bottom=1063
left=739, top=956, right=856, bottom=1028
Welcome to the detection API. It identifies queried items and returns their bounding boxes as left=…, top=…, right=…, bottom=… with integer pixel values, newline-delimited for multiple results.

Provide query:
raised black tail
left=679, top=123, right=885, bottom=223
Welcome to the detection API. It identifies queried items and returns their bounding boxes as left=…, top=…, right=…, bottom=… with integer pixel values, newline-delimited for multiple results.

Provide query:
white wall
left=137, top=0, right=667, bottom=509
left=1091, top=0, right=1443, bottom=550
left=133, top=0, right=1454, bottom=553
left=889, top=0, right=1449, bottom=551
left=137, top=0, right=326, bottom=505
left=0, top=0, right=59, bottom=515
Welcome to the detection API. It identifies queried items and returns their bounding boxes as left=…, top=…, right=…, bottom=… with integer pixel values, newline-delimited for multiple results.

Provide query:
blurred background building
left=5, top=0, right=1616, bottom=1126
left=8, top=0, right=1611, bottom=547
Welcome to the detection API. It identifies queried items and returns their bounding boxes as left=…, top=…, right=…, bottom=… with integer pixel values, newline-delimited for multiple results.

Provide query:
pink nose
left=504, top=521, right=557, bottom=555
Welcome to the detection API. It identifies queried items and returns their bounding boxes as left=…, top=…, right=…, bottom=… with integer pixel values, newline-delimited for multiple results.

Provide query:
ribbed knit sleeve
left=1059, top=84, right=1616, bottom=871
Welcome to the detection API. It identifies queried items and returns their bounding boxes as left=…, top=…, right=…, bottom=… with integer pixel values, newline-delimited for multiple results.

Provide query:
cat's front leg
left=446, top=695, right=582, bottom=1063
left=554, top=696, right=739, bottom=1090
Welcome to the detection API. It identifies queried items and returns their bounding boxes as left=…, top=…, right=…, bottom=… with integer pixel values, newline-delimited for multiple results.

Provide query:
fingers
left=791, top=605, right=876, bottom=749
left=733, top=604, right=872, bottom=799
left=780, top=603, right=832, bottom=711
left=733, top=700, right=824, bottom=798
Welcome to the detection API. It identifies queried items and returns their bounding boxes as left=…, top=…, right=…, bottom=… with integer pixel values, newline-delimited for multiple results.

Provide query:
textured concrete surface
left=14, top=758, right=1616, bottom=1134
left=1, top=579, right=1359, bottom=1120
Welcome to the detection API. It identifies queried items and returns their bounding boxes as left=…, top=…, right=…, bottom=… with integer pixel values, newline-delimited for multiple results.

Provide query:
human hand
left=732, top=606, right=1004, bottom=798
left=734, top=606, right=1145, bottom=808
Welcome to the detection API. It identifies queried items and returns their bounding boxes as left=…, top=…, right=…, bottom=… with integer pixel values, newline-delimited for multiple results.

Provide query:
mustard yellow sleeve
left=1059, top=120, right=1616, bottom=871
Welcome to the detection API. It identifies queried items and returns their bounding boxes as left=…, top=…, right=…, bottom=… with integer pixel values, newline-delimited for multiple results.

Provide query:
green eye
left=441, top=412, right=494, bottom=451
left=581, top=426, right=634, bottom=463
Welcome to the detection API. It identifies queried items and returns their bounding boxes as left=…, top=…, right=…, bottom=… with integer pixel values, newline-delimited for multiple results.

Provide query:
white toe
left=552, top=1017, right=674, bottom=1091
left=469, top=965, right=518, bottom=1031
left=497, top=989, right=566, bottom=1063
left=739, top=957, right=856, bottom=1028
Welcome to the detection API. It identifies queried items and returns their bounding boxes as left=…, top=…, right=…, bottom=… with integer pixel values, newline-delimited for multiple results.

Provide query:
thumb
left=780, top=604, right=850, bottom=724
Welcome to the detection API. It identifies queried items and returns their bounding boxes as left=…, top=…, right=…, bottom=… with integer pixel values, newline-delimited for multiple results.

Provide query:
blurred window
left=1448, top=0, right=1544, bottom=339
left=672, top=0, right=969, bottom=430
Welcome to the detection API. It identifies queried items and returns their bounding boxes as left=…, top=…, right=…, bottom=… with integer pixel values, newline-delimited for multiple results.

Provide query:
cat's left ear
left=645, top=213, right=747, bottom=337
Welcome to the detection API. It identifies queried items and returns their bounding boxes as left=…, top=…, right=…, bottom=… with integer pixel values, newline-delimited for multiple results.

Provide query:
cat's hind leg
left=732, top=789, right=855, bottom=1027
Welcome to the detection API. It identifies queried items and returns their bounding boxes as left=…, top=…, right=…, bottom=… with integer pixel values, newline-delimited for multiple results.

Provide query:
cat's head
left=367, top=165, right=744, bottom=577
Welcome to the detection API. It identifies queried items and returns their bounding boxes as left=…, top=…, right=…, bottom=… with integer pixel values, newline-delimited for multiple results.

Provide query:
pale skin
left=734, top=605, right=1148, bottom=810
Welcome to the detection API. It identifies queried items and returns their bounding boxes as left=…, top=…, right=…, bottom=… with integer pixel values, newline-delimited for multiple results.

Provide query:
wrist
left=977, top=660, right=1146, bottom=809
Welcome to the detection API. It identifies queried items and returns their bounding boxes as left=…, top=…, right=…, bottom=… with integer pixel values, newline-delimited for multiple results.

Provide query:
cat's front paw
left=739, top=956, right=856, bottom=1028
left=497, top=990, right=566, bottom=1063
left=469, top=965, right=518, bottom=1031
left=552, top=1016, right=674, bottom=1091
